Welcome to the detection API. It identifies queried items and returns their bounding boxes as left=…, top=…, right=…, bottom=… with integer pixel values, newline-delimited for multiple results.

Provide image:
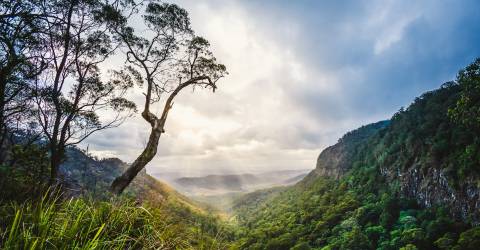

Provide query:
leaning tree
left=104, top=2, right=227, bottom=194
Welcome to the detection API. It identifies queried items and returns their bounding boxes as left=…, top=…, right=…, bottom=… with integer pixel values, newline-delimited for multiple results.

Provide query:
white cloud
left=83, top=0, right=323, bottom=176
left=79, top=0, right=480, bottom=178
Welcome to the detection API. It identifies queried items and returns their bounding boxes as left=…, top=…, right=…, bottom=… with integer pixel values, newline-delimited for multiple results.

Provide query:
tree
left=291, top=242, right=311, bottom=250
left=106, top=2, right=227, bottom=194
left=33, top=0, right=136, bottom=184
left=338, top=227, right=372, bottom=250
left=455, top=227, right=480, bottom=250
left=0, top=0, right=47, bottom=163
left=399, top=244, right=418, bottom=250
left=448, top=58, right=480, bottom=129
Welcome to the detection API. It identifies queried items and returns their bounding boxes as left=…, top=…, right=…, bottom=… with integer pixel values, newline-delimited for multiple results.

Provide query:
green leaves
left=144, top=2, right=191, bottom=33
left=110, top=97, right=137, bottom=112
left=232, top=67, right=480, bottom=248
left=449, top=58, right=480, bottom=130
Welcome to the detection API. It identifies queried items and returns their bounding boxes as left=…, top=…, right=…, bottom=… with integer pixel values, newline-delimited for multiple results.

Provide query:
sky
left=82, top=0, right=480, bottom=178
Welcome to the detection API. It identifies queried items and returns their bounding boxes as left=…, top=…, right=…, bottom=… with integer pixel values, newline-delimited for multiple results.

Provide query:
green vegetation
left=232, top=170, right=478, bottom=249
left=0, top=145, right=235, bottom=249
left=3, top=58, right=480, bottom=249
left=449, top=58, right=480, bottom=130
left=231, top=59, right=480, bottom=249
left=1, top=0, right=480, bottom=246
left=0, top=192, right=233, bottom=249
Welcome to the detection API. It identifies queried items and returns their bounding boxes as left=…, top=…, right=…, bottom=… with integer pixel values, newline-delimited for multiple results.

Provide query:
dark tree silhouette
left=32, top=0, right=136, bottom=185
left=0, top=0, right=46, bottom=163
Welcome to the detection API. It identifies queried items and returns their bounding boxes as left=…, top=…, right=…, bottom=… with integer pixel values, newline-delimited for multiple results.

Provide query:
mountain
left=59, top=147, right=203, bottom=211
left=172, top=169, right=311, bottom=196
left=303, top=83, right=480, bottom=222
left=1, top=142, right=234, bottom=249
left=307, top=120, right=390, bottom=180
left=283, top=173, right=308, bottom=185
left=232, top=62, right=480, bottom=249
left=176, top=174, right=262, bottom=191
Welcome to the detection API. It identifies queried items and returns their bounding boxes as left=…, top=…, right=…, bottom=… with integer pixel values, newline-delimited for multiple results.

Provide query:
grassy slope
left=0, top=192, right=234, bottom=249
left=0, top=148, right=234, bottom=249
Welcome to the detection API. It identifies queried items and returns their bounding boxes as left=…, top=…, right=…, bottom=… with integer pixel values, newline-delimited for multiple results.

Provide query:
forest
left=1, top=0, right=480, bottom=249
left=231, top=60, right=480, bottom=249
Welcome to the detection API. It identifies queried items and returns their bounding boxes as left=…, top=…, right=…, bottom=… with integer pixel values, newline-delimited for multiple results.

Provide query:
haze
left=80, top=0, right=480, bottom=177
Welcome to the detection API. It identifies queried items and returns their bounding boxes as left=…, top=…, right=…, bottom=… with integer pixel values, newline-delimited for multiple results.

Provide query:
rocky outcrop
left=308, top=117, right=480, bottom=224
left=314, top=142, right=350, bottom=179
left=382, top=163, right=480, bottom=224
left=307, top=120, right=389, bottom=181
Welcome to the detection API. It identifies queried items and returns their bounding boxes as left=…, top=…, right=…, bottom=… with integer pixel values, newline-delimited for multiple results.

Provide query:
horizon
left=79, top=0, right=480, bottom=177
left=2, top=0, right=480, bottom=248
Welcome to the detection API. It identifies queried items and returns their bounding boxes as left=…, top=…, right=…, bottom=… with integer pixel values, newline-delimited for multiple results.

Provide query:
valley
left=150, top=169, right=309, bottom=212
left=1, top=1, right=480, bottom=249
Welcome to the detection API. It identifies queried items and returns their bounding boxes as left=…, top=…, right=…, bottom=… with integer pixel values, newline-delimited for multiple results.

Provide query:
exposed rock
left=306, top=120, right=389, bottom=181
left=309, top=117, right=480, bottom=224
left=384, top=163, right=480, bottom=223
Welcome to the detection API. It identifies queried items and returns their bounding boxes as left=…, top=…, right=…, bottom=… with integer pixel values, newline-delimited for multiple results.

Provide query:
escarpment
left=306, top=84, right=480, bottom=223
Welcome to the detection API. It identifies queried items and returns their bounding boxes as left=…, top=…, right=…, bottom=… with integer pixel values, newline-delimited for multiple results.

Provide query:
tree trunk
left=110, top=125, right=163, bottom=195
left=48, top=145, right=63, bottom=186
left=0, top=73, right=8, bottom=164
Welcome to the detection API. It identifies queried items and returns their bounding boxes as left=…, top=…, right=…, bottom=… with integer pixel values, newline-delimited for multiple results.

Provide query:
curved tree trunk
left=110, top=125, right=163, bottom=195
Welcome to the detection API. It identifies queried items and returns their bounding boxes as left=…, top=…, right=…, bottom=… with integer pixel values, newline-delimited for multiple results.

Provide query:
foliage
left=233, top=165, right=478, bottom=249
left=232, top=59, right=480, bottom=249
left=0, top=137, right=234, bottom=249
left=449, top=58, right=480, bottom=130
left=0, top=192, right=233, bottom=249
left=0, top=142, right=50, bottom=201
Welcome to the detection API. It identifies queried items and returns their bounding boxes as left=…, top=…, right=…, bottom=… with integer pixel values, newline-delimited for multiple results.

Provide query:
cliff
left=309, top=120, right=390, bottom=179
left=307, top=83, right=480, bottom=223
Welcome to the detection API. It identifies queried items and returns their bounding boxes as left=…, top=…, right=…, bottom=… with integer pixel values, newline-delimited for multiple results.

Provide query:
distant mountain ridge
left=172, top=169, right=311, bottom=196
left=176, top=174, right=262, bottom=191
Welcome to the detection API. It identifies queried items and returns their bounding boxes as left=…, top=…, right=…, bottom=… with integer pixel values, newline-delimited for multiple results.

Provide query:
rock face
left=307, top=84, right=480, bottom=224
left=310, top=121, right=480, bottom=223
left=307, top=121, right=390, bottom=180
left=314, top=143, right=348, bottom=179
left=309, top=116, right=480, bottom=224
left=381, top=162, right=480, bottom=223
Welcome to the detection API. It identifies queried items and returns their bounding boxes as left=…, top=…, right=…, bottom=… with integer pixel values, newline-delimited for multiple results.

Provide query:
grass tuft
left=0, top=192, right=233, bottom=249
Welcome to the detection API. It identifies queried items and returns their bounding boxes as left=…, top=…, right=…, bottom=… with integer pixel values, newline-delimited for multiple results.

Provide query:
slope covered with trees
left=1, top=0, right=480, bottom=248
left=232, top=59, right=480, bottom=250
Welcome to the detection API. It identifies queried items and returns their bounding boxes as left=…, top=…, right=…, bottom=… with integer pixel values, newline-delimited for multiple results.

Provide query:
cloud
left=80, top=0, right=480, bottom=177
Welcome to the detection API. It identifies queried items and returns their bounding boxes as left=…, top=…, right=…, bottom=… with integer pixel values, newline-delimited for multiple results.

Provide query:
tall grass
left=0, top=193, right=232, bottom=249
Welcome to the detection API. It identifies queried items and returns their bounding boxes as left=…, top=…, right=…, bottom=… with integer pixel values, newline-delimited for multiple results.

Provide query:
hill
left=176, top=174, right=262, bottom=192
left=0, top=145, right=234, bottom=249
left=172, top=169, right=310, bottom=196
left=60, top=147, right=199, bottom=209
left=232, top=60, right=480, bottom=249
